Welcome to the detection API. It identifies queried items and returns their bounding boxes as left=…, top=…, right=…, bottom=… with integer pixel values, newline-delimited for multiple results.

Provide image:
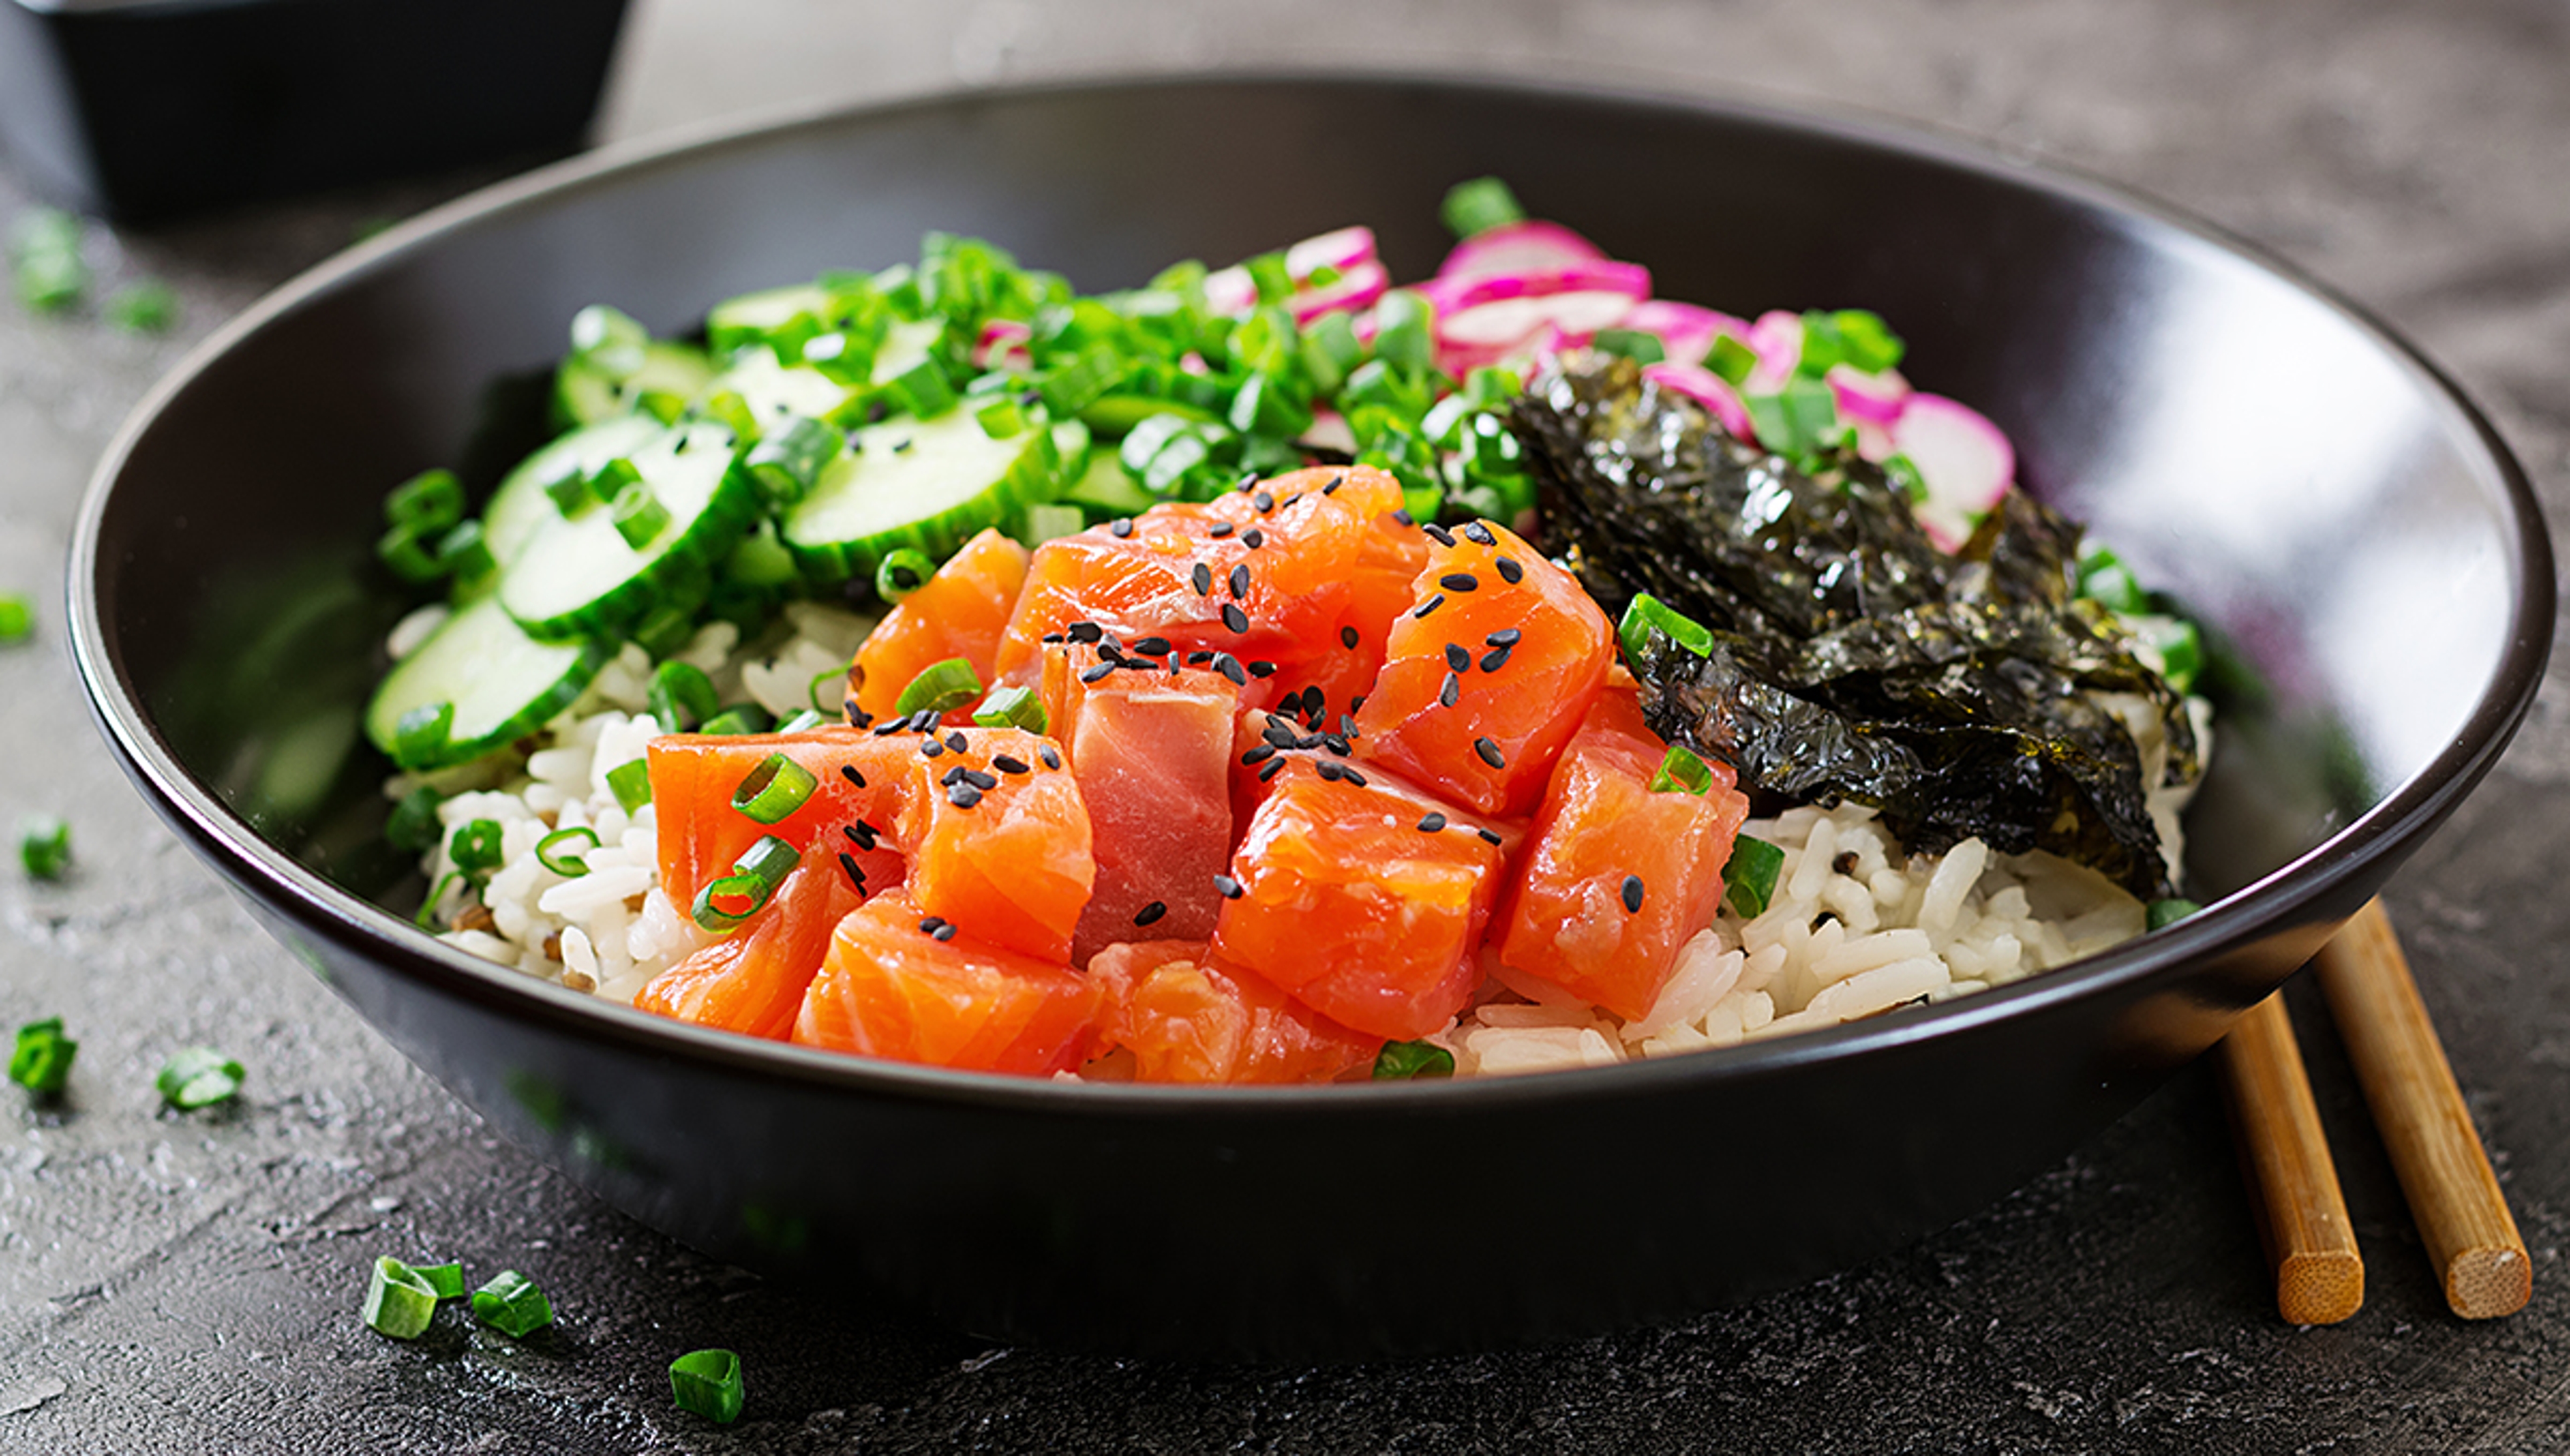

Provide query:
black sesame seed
left=1208, top=521, right=1235, bottom=539
left=1228, top=563, right=1251, bottom=600
left=840, top=765, right=867, bottom=788
left=941, top=763, right=969, bottom=786
left=1038, top=743, right=1062, bottom=770
left=1417, top=812, right=1448, bottom=833
left=1477, top=826, right=1503, bottom=846
left=871, top=719, right=907, bottom=737
left=1213, top=874, right=1244, bottom=899
left=1041, top=632, right=1065, bottom=644
left=1132, top=636, right=1172, bottom=657
left=1221, top=602, right=1250, bottom=634
left=1192, top=562, right=1214, bottom=596
left=1484, top=628, right=1522, bottom=648
left=1080, top=662, right=1116, bottom=684
left=1248, top=660, right=1278, bottom=678
left=839, top=852, right=866, bottom=892
left=921, top=739, right=946, bottom=758
left=933, top=922, right=958, bottom=942
left=1412, top=594, right=1446, bottom=620
left=1621, top=874, right=1645, bottom=913
left=1282, top=492, right=1303, bottom=511
left=1134, top=901, right=1169, bottom=927
left=1339, top=714, right=1359, bottom=737
left=1444, top=642, right=1470, bottom=673
left=910, top=710, right=942, bottom=732
left=962, top=768, right=999, bottom=791
left=1187, top=650, right=1215, bottom=665
left=1392, top=508, right=1416, bottom=526
left=1440, top=572, right=1480, bottom=593
left=1438, top=671, right=1461, bottom=709
left=1473, top=735, right=1506, bottom=769
left=1321, top=733, right=1352, bottom=757
left=946, top=732, right=968, bottom=752
left=1237, top=474, right=1260, bottom=493
left=1460, top=521, right=1496, bottom=546
left=845, top=705, right=871, bottom=728
left=1242, top=529, right=1265, bottom=550
left=992, top=754, right=1030, bottom=776
left=947, top=782, right=984, bottom=809
left=1340, top=626, right=1360, bottom=650
left=1110, top=518, right=1133, bottom=538
left=1480, top=646, right=1513, bottom=673
left=1242, top=743, right=1277, bottom=765
left=1341, top=766, right=1369, bottom=787
left=1258, top=757, right=1285, bottom=782
left=1314, top=759, right=1345, bottom=782
left=1252, top=490, right=1274, bottom=513
left=1213, top=653, right=1248, bottom=687
left=1067, top=621, right=1105, bottom=644
left=1324, top=474, right=1344, bottom=494
left=919, top=915, right=946, bottom=934
left=1262, top=717, right=1300, bottom=748
left=1495, top=556, right=1525, bottom=585
left=1422, top=523, right=1456, bottom=547
left=893, top=438, right=914, bottom=454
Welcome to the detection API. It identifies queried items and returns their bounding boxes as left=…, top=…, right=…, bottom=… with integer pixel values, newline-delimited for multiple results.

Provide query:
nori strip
left=1518, top=355, right=2197, bottom=899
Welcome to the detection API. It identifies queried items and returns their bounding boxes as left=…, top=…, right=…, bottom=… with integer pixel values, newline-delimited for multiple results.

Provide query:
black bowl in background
left=68, top=77, right=2552, bottom=1359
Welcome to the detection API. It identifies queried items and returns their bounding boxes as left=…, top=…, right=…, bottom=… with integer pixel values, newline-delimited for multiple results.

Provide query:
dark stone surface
left=3, top=1, right=2565, bottom=1450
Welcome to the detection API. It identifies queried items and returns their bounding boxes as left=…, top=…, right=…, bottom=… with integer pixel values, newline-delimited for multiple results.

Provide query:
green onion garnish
left=697, top=705, right=771, bottom=737
left=9, top=1018, right=76, bottom=1095
left=157, top=1046, right=244, bottom=1109
left=1646, top=744, right=1715, bottom=796
left=1244, top=250, right=1294, bottom=303
left=972, top=685, right=1047, bottom=735
left=1371, top=290, right=1436, bottom=376
left=701, top=389, right=760, bottom=444
left=1741, top=375, right=1844, bottom=458
left=875, top=548, right=936, bottom=604
left=383, top=468, right=464, bottom=534
left=1372, top=1040, right=1456, bottom=1080
left=974, top=397, right=1027, bottom=440
left=692, top=836, right=799, bottom=931
left=392, top=701, right=453, bottom=769
left=610, top=481, right=672, bottom=550
left=744, top=414, right=845, bottom=509
left=1591, top=328, right=1666, bottom=365
left=104, top=278, right=180, bottom=335
left=1617, top=594, right=1715, bottom=662
left=363, top=1257, right=440, bottom=1340
left=637, top=388, right=689, bottom=424
left=1881, top=452, right=1929, bottom=506
left=471, top=1270, right=555, bottom=1338
left=1720, top=835, right=1786, bottom=919
left=893, top=658, right=983, bottom=717
left=10, top=207, right=87, bottom=312
left=435, top=519, right=496, bottom=583
left=19, top=815, right=70, bottom=881
left=584, top=456, right=642, bottom=509
left=1705, top=332, right=1758, bottom=387
left=0, top=592, right=31, bottom=643
left=883, top=356, right=956, bottom=418
left=806, top=664, right=853, bottom=715
left=730, top=753, right=819, bottom=824
left=774, top=709, right=827, bottom=734
left=648, top=660, right=718, bottom=733
left=386, top=786, right=445, bottom=855
left=669, top=1348, right=745, bottom=1424
left=1439, top=176, right=1525, bottom=240
left=417, top=1261, right=467, bottom=1299
left=2147, top=897, right=2203, bottom=931
left=2133, top=616, right=2204, bottom=693
left=375, top=525, right=444, bottom=583
left=414, top=870, right=462, bottom=929
left=448, top=818, right=504, bottom=877
left=535, top=826, right=601, bottom=877
left=606, top=759, right=653, bottom=814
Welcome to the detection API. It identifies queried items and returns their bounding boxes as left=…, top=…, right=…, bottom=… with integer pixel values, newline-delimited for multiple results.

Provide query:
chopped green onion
left=1244, top=250, right=1294, bottom=303
left=435, top=519, right=496, bottom=583
left=383, top=468, right=464, bottom=534
left=448, top=818, right=504, bottom=877
left=19, top=815, right=70, bottom=881
left=744, top=414, right=845, bottom=508
left=103, top=278, right=179, bottom=335
left=386, top=786, right=445, bottom=855
left=669, top=1348, right=745, bottom=1424
left=636, top=388, right=689, bottom=424
left=701, top=388, right=761, bottom=444
left=1371, top=289, right=1436, bottom=376
left=1741, top=375, right=1844, bottom=458
left=1797, top=308, right=1903, bottom=376
left=1019, top=501, right=1084, bottom=547
left=541, top=463, right=594, bottom=518
left=414, top=870, right=462, bottom=929
left=733, top=834, right=799, bottom=889
left=1721, top=835, right=1786, bottom=919
left=375, top=525, right=444, bottom=583
left=648, top=660, right=718, bottom=732
left=1372, top=1040, right=1456, bottom=1080
left=1617, top=594, right=1715, bottom=661
left=691, top=836, right=799, bottom=931
left=883, top=355, right=956, bottom=418
left=635, top=602, right=699, bottom=662
left=417, top=1261, right=467, bottom=1300
left=697, top=705, right=771, bottom=736
left=586, top=456, right=642, bottom=509
left=1881, top=452, right=1929, bottom=506
left=157, top=1046, right=244, bottom=1109
left=536, top=826, right=601, bottom=877
left=1646, top=744, right=1715, bottom=796
left=363, top=1257, right=439, bottom=1340
left=972, top=685, right=1047, bottom=735
left=608, top=482, right=669, bottom=551
left=1439, top=176, right=1525, bottom=240
left=894, top=658, right=982, bottom=717
left=392, top=701, right=453, bottom=769
left=471, top=1270, right=554, bottom=1338
left=9, top=1018, right=75, bottom=1095
left=1705, top=332, right=1758, bottom=387
left=10, top=209, right=88, bottom=312
left=0, top=592, right=31, bottom=642
left=807, top=664, right=853, bottom=715
left=2132, top=616, right=2204, bottom=693
left=874, top=547, right=936, bottom=604
left=568, top=304, right=649, bottom=379
left=730, top=752, right=819, bottom=824
left=2077, top=547, right=2150, bottom=615
left=974, top=397, right=1027, bottom=439
left=2147, top=897, right=2203, bottom=931
left=1590, top=328, right=1666, bottom=365
left=775, top=709, right=827, bottom=734
left=606, top=759, right=653, bottom=814
left=1035, top=344, right=1124, bottom=416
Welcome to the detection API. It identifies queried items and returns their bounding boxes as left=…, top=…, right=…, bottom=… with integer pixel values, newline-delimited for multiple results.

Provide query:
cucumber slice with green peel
left=712, top=348, right=860, bottom=434
left=483, top=414, right=666, bottom=570
left=364, top=596, right=606, bottom=770
left=1061, top=442, right=1153, bottom=517
left=783, top=409, right=1059, bottom=583
left=706, top=283, right=833, bottom=355
left=870, top=318, right=946, bottom=385
left=499, top=422, right=760, bottom=641
left=553, top=341, right=716, bottom=428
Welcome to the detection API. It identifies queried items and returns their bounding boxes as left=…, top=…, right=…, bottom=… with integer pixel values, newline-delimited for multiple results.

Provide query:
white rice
left=394, top=606, right=2208, bottom=1076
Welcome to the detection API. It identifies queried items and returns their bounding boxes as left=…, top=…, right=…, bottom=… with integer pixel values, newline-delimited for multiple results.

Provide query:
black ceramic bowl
left=70, top=76, right=2552, bottom=1360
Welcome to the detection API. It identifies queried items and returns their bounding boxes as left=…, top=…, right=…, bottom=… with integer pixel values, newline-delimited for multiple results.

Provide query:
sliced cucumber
left=364, top=596, right=605, bottom=770
left=1060, top=444, right=1154, bottom=517
left=707, top=283, right=831, bottom=355
left=498, top=422, right=760, bottom=640
left=871, top=317, right=946, bottom=385
left=554, top=341, right=716, bottom=428
left=483, top=414, right=666, bottom=570
left=783, top=408, right=1059, bottom=583
left=712, top=347, right=859, bottom=434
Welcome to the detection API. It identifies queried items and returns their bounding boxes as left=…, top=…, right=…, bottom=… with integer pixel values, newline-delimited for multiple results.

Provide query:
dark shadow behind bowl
left=69, top=77, right=2552, bottom=1360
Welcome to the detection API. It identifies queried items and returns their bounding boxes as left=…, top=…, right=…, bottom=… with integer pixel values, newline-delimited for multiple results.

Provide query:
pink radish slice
left=1642, top=361, right=1758, bottom=444
left=972, top=318, right=1033, bottom=370
left=1419, top=260, right=1651, bottom=353
left=1288, top=258, right=1387, bottom=323
left=1298, top=407, right=1357, bottom=456
left=1622, top=300, right=1751, bottom=367
left=1416, top=258, right=1650, bottom=321
left=1436, top=219, right=1608, bottom=280
left=1828, top=364, right=1911, bottom=426
left=1744, top=310, right=1804, bottom=391
left=1890, top=393, right=2016, bottom=551
left=1203, top=224, right=1384, bottom=316
left=1286, top=225, right=1377, bottom=279
left=1437, top=321, right=1569, bottom=378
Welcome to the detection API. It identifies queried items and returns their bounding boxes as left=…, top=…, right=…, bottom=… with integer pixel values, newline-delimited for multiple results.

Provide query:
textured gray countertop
left=3, top=1, right=2567, bottom=1451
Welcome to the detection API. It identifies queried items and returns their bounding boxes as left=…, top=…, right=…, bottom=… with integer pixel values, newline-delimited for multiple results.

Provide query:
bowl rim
left=67, top=68, right=2557, bottom=1117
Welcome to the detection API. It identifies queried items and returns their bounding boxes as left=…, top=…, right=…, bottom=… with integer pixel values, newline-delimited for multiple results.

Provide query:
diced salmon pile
left=634, top=466, right=1752, bottom=1081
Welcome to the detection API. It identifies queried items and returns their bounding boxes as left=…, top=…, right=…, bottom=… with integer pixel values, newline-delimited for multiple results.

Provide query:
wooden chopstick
left=2217, top=991, right=2365, bottom=1324
left=2312, top=898, right=2531, bottom=1320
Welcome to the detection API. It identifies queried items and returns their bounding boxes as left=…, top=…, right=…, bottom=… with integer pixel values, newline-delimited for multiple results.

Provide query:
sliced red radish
left=1421, top=260, right=1650, bottom=351
left=1642, top=361, right=1758, bottom=444
left=1436, top=219, right=1607, bottom=280
left=1298, top=406, right=1357, bottom=456
left=1828, top=363, right=1910, bottom=426
left=973, top=318, right=1033, bottom=370
left=1744, top=310, right=1804, bottom=391
left=1621, top=300, right=1751, bottom=368
left=1204, top=225, right=1384, bottom=316
left=1286, top=257, right=1387, bottom=323
left=1891, top=393, right=2016, bottom=550
left=1286, top=225, right=1377, bottom=280
left=1438, top=321, right=1569, bottom=378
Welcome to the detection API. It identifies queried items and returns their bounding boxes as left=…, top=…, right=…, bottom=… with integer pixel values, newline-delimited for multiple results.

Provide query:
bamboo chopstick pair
left=2215, top=898, right=2531, bottom=1325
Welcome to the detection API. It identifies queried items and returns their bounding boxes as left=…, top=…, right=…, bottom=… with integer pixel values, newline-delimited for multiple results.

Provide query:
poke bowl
left=68, top=75, right=2552, bottom=1359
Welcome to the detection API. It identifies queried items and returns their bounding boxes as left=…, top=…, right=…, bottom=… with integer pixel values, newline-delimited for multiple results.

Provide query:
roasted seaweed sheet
left=1516, top=357, right=2197, bottom=900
